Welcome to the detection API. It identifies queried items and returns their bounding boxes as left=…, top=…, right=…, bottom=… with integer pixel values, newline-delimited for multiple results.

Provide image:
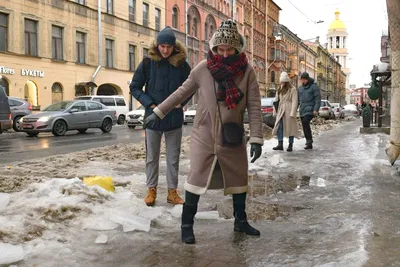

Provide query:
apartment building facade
left=0, top=0, right=163, bottom=110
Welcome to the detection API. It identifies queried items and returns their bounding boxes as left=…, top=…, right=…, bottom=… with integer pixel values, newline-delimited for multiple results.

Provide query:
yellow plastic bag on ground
left=83, top=176, right=115, bottom=192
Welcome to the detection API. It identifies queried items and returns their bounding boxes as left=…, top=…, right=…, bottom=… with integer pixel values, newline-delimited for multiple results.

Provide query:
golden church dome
left=329, top=9, right=346, bottom=30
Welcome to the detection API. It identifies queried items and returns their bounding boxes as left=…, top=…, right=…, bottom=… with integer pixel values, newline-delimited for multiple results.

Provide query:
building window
left=52, top=26, right=63, bottom=60
left=25, top=19, right=38, bottom=57
left=0, top=13, right=8, bottom=52
left=271, top=71, right=275, bottom=83
left=51, top=82, right=63, bottom=104
left=75, top=0, right=85, bottom=4
left=336, top=36, right=340, bottom=48
left=129, top=45, right=136, bottom=71
left=194, top=51, right=198, bottom=66
left=143, top=3, right=149, bottom=27
left=107, top=0, right=113, bottom=15
left=193, top=18, right=198, bottom=37
left=76, top=31, right=86, bottom=63
left=105, top=39, right=114, bottom=68
left=172, top=7, right=178, bottom=29
left=187, top=15, right=191, bottom=35
left=129, top=0, right=135, bottom=22
left=155, top=8, right=161, bottom=31
left=143, top=48, right=149, bottom=58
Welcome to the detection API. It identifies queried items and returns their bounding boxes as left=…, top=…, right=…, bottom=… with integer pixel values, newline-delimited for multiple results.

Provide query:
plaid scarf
left=207, top=51, right=248, bottom=110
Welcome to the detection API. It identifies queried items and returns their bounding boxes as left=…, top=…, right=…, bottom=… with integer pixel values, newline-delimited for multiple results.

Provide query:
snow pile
left=0, top=243, right=24, bottom=265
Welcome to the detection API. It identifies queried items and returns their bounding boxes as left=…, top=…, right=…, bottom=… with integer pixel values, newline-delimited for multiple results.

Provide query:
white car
left=184, top=105, right=197, bottom=125
left=330, top=102, right=344, bottom=119
left=319, top=100, right=335, bottom=120
left=126, top=106, right=145, bottom=129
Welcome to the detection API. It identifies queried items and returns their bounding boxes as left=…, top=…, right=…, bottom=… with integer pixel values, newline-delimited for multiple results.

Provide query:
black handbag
left=214, top=81, right=244, bottom=147
left=273, top=98, right=280, bottom=111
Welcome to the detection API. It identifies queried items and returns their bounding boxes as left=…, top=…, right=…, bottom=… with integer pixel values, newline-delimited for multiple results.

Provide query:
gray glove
left=143, top=113, right=159, bottom=129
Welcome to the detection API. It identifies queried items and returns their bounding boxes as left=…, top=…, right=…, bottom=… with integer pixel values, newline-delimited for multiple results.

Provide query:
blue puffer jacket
left=129, top=41, right=192, bottom=131
left=298, top=78, right=321, bottom=117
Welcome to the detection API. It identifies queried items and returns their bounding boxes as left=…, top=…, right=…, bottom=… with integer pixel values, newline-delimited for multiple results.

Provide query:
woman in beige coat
left=144, top=20, right=264, bottom=244
left=272, top=72, right=299, bottom=152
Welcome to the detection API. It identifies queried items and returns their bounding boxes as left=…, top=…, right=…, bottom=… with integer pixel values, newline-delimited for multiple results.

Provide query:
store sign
left=0, top=66, right=15, bottom=75
left=21, top=69, right=44, bottom=78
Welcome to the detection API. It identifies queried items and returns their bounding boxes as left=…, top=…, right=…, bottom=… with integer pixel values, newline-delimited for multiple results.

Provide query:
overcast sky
left=274, top=0, right=388, bottom=88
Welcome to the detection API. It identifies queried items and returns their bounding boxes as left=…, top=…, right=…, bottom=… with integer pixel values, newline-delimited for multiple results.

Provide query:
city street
left=0, top=125, right=193, bottom=165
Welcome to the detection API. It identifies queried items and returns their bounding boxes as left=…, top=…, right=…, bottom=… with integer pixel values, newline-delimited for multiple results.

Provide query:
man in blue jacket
left=130, top=27, right=192, bottom=206
left=298, top=72, right=321, bottom=149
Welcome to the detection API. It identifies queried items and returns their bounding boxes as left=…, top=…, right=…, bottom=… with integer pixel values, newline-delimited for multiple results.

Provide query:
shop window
left=51, top=82, right=63, bottom=104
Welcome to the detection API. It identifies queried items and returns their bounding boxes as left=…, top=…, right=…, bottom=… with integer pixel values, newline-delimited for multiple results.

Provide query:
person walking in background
left=143, top=20, right=263, bottom=244
left=129, top=27, right=192, bottom=206
left=272, top=72, right=299, bottom=152
left=298, top=72, right=321, bottom=150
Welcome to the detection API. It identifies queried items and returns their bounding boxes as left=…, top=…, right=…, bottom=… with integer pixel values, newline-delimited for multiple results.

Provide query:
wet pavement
left=0, top=125, right=192, bottom=165
left=18, top=120, right=400, bottom=266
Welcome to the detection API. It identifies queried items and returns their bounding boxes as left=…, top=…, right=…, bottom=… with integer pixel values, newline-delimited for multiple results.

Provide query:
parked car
left=184, top=104, right=197, bottom=125
left=20, top=100, right=117, bottom=137
left=319, top=100, right=335, bottom=120
left=0, top=85, right=12, bottom=134
left=75, top=95, right=128, bottom=125
left=8, top=97, right=32, bottom=131
left=261, top=97, right=276, bottom=128
left=330, top=102, right=345, bottom=119
left=126, top=106, right=145, bottom=129
left=342, top=104, right=360, bottom=117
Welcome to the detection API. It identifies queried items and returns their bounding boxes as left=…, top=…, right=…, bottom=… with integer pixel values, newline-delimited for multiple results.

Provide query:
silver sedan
left=20, top=100, right=117, bottom=137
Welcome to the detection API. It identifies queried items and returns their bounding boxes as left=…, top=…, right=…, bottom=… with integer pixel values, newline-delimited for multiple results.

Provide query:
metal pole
left=90, top=0, right=103, bottom=95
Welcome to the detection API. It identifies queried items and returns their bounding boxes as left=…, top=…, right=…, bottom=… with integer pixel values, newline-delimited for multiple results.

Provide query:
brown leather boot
left=144, top=187, right=157, bottom=206
left=167, top=189, right=184, bottom=205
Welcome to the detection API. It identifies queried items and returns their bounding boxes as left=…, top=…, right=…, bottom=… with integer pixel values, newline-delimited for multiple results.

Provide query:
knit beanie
left=211, top=20, right=242, bottom=53
left=157, top=27, right=176, bottom=46
left=280, top=72, right=291, bottom=83
left=300, top=72, right=310, bottom=80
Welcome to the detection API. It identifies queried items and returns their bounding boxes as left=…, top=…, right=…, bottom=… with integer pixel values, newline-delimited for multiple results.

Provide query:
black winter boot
left=232, top=193, right=260, bottom=236
left=304, top=142, right=313, bottom=150
left=287, top=143, right=293, bottom=152
left=273, top=141, right=284, bottom=151
left=181, top=192, right=200, bottom=244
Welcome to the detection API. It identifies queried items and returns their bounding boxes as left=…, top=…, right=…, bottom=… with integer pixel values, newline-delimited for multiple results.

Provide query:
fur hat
left=280, top=72, right=291, bottom=83
left=209, top=20, right=245, bottom=53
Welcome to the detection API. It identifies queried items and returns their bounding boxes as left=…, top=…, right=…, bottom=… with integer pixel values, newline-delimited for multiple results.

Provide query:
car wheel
left=101, top=118, right=113, bottom=133
left=117, top=115, right=125, bottom=125
left=52, top=120, right=67, bottom=136
left=128, top=126, right=136, bottom=129
left=78, top=128, right=88, bottom=134
left=13, top=116, right=23, bottom=132
left=26, top=132, right=39, bottom=137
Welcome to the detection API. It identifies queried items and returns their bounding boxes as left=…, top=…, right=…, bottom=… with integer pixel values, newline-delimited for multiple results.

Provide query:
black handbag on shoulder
left=214, top=82, right=244, bottom=147
left=273, top=98, right=280, bottom=111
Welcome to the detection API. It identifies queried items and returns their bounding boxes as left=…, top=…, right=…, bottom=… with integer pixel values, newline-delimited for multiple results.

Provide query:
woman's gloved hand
left=143, top=113, right=159, bottom=129
left=250, top=143, right=262, bottom=163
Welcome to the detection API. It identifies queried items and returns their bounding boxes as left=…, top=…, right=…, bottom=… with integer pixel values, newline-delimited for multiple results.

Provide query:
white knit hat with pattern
left=280, top=72, right=291, bottom=83
left=209, top=19, right=245, bottom=54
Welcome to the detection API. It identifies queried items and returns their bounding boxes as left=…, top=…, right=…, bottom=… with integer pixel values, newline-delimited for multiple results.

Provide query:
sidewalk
left=2, top=120, right=400, bottom=266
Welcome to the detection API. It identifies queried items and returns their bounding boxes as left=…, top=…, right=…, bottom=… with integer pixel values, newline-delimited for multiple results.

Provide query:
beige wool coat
left=272, top=85, right=299, bottom=138
left=154, top=60, right=263, bottom=195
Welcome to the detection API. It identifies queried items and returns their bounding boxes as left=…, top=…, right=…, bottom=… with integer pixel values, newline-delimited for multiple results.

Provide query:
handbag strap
left=213, top=81, right=225, bottom=132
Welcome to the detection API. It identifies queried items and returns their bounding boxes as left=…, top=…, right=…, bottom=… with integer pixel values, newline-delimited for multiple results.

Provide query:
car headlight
left=38, top=116, right=51, bottom=122
left=19, top=117, right=24, bottom=122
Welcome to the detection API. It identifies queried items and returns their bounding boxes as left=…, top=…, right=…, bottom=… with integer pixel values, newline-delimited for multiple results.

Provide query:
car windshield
left=43, top=101, right=74, bottom=111
left=321, top=101, right=328, bottom=107
left=261, top=98, right=274, bottom=107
